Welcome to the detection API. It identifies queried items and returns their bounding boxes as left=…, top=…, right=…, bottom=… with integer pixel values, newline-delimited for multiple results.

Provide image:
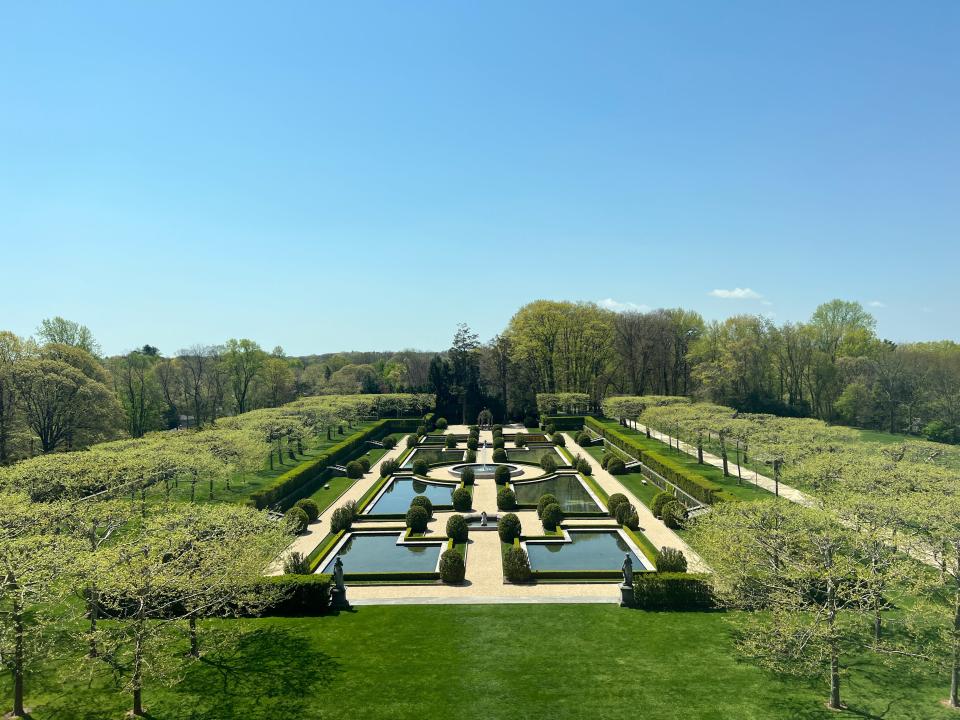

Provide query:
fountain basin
left=449, top=462, right=523, bottom=478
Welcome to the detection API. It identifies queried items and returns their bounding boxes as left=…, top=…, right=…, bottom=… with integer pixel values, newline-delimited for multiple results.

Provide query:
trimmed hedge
left=294, top=498, right=320, bottom=522
left=439, top=549, right=466, bottom=583
left=497, top=487, right=517, bottom=511
left=494, top=465, right=510, bottom=484
left=446, top=514, right=469, bottom=542
left=541, top=503, right=563, bottom=530
left=632, top=573, right=714, bottom=611
left=285, top=506, right=309, bottom=533
left=537, top=493, right=559, bottom=519
left=452, top=487, right=472, bottom=512
left=255, top=574, right=332, bottom=616
left=406, top=505, right=429, bottom=532
left=542, top=416, right=585, bottom=431
left=503, top=546, right=532, bottom=582
left=585, top=418, right=733, bottom=505
left=498, top=513, right=522, bottom=542
left=249, top=420, right=398, bottom=509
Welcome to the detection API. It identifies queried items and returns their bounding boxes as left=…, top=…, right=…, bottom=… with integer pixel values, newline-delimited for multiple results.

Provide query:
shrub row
left=542, top=416, right=586, bottom=431
left=584, top=418, right=733, bottom=505
left=632, top=573, right=715, bottom=611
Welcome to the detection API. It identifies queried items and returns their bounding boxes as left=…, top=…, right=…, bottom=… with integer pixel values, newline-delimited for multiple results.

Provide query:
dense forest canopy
left=2, top=299, right=958, bottom=465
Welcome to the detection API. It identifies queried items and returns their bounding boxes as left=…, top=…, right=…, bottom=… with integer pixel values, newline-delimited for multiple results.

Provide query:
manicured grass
left=588, top=419, right=773, bottom=502
left=6, top=605, right=955, bottom=719
left=306, top=474, right=356, bottom=512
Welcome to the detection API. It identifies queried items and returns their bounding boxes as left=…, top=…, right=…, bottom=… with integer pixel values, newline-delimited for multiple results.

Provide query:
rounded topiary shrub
left=446, top=513, right=469, bottom=542
left=497, top=512, right=522, bottom=542
left=467, top=437, right=478, bottom=451
left=412, top=458, right=429, bottom=476
left=294, top=498, right=320, bottom=522
left=381, top=435, right=396, bottom=449
left=435, top=417, right=448, bottom=430
left=656, top=546, right=688, bottom=573
left=345, top=460, right=364, bottom=479
left=515, top=433, right=527, bottom=448
left=503, top=546, right=532, bottom=582
left=445, top=434, right=458, bottom=449
left=492, top=448, right=507, bottom=463
left=380, top=459, right=399, bottom=478
left=406, top=504, right=429, bottom=533
left=541, top=503, right=563, bottom=531
left=358, top=457, right=372, bottom=472
left=329, top=503, right=355, bottom=533
left=524, top=416, right=538, bottom=429
left=536, top=493, right=559, bottom=519
left=452, top=487, right=472, bottom=512
left=492, top=424, right=503, bottom=434
left=576, top=431, right=592, bottom=446
left=410, top=494, right=433, bottom=518
left=416, top=424, right=427, bottom=437
left=540, top=454, right=557, bottom=474
left=623, top=510, right=640, bottom=531
left=600, top=453, right=612, bottom=470
left=614, top=501, right=636, bottom=526
left=285, top=506, right=309, bottom=534
left=662, top=500, right=688, bottom=529
left=439, top=549, right=466, bottom=583
left=494, top=464, right=510, bottom=484
left=492, top=437, right=505, bottom=450
left=497, top=487, right=517, bottom=511
left=576, top=457, right=592, bottom=475
left=553, top=433, right=565, bottom=447
left=461, top=467, right=475, bottom=486
left=465, top=449, right=477, bottom=463
left=607, top=493, right=629, bottom=518
left=651, top=491, right=674, bottom=519
left=606, top=458, right=626, bottom=475
left=407, top=433, right=419, bottom=449
left=546, top=423, right=556, bottom=435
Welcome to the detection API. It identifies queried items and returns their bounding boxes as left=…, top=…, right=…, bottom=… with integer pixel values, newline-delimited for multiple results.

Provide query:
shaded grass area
left=5, top=605, right=955, bottom=720
left=584, top=445, right=662, bottom=509
left=589, top=419, right=773, bottom=502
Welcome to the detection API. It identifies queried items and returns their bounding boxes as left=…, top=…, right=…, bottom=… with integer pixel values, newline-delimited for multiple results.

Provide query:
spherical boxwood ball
left=412, top=458, right=429, bottom=476
left=492, top=448, right=508, bottom=463
left=345, top=460, right=364, bottom=479
left=406, top=504, right=429, bottom=533
left=380, top=459, right=399, bottom=478
left=553, top=434, right=566, bottom=447
left=446, top=513, right=469, bottom=543
left=541, top=503, right=563, bottom=531
left=467, top=437, right=479, bottom=451
left=576, top=431, right=592, bottom=446
left=407, top=434, right=419, bottom=448
left=540, top=455, right=557, bottom=474
left=493, top=437, right=505, bottom=450
left=285, top=506, right=309, bottom=534
left=435, top=417, right=448, bottom=430
left=358, top=457, right=371, bottom=472
left=465, top=449, right=477, bottom=463
left=606, top=458, right=626, bottom=475
left=651, top=491, right=674, bottom=519
left=294, top=498, right=320, bottom=522
left=607, top=493, right=629, bottom=518
left=497, top=512, right=522, bottom=543
left=503, top=546, right=531, bottom=582
left=445, top=434, right=458, bottom=449
left=461, top=467, right=476, bottom=486
left=494, top=464, right=511, bottom=484
left=662, top=500, right=688, bottom=529
left=410, top=494, right=433, bottom=518
left=536, top=493, right=559, bottom=519
left=439, top=549, right=466, bottom=583
left=497, top=487, right=517, bottom=511
left=452, top=487, right=472, bottom=512
left=381, top=436, right=396, bottom=450
left=614, top=501, right=635, bottom=526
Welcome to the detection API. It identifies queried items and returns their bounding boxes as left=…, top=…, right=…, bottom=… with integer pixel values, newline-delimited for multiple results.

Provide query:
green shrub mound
left=467, top=437, right=478, bottom=451
left=576, top=431, right=592, bottom=446
left=503, top=546, right=532, bottom=582
left=540, top=454, right=557, bottom=474
left=410, top=494, right=433, bottom=518
left=380, top=459, right=399, bottom=478
left=492, top=424, right=503, bottom=434
left=536, top=493, right=559, bottom=518
left=283, top=551, right=310, bottom=575
left=523, top=415, right=538, bottom=428
left=553, top=433, right=566, bottom=447
left=541, top=503, right=563, bottom=530
left=633, top=573, right=713, bottom=610
left=494, top=464, right=510, bottom=484
left=358, top=457, right=371, bottom=472
left=493, top=437, right=505, bottom=450
left=614, top=502, right=639, bottom=530
left=439, top=549, right=466, bottom=583
left=446, top=514, right=469, bottom=542
left=407, top=433, right=419, bottom=448
left=493, top=448, right=508, bottom=463
left=661, top=500, right=688, bottom=529
left=606, top=458, right=626, bottom=475
left=515, top=433, right=527, bottom=448
left=576, top=457, right=591, bottom=475
left=650, top=491, right=675, bottom=519
left=412, top=458, right=429, bottom=476
left=497, top=487, right=517, bottom=511
left=405, top=505, right=429, bottom=533
left=381, top=435, right=397, bottom=449
left=656, top=547, right=688, bottom=573
left=294, top=498, right=320, bottom=522
left=329, top=501, right=357, bottom=533
left=345, top=460, right=364, bottom=479
left=416, top=424, right=427, bottom=436
left=465, top=449, right=477, bottom=463
left=461, top=467, right=475, bottom=486
left=452, top=487, right=472, bottom=512
left=497, top=512, right=522, bottom=542
left=445, top=435, right=458, bottom=449
left=435, top=417, right=448, bottom=430
left=607, top=493, right=629, bottom=517
left=546, top=423, right=557, bottom=435
left=285, top=506, right=309, bottom=534
left=600, top=453, right=612, bottom=470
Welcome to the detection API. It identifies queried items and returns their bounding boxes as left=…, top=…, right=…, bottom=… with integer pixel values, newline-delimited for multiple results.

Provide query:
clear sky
left=1, top=2, right=957, bottom=356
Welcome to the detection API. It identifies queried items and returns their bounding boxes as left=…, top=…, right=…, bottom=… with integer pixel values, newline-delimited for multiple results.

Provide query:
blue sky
left=1, top=2, right=957, bottom=356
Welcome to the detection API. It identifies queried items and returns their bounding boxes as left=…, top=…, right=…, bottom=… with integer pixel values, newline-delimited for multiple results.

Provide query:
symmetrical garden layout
left=280, top=421, right=704, bottom=603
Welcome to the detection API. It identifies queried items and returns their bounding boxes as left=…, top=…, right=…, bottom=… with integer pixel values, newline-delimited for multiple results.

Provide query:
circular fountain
left=448, top=462, right=523, bottom=478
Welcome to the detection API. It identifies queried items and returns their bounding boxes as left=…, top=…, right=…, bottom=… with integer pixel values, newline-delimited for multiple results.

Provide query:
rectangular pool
left=366, top=477, right=456, bottom=514
left=320, top=533, right=442, bottom=574
left=526, top=531, right=642, bottom=571
left=512, top=475, right=601, bottom=513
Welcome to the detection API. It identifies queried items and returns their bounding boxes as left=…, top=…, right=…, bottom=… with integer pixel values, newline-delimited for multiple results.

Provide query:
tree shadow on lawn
left=168, top=625, right=342, bottom=720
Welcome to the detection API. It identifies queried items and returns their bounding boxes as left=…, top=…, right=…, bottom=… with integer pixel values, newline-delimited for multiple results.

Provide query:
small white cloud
left=709, top=288, right=762, bottom=300
left=598, top=298, right=651, bottom=313
left=868, top=300, right=886, bottom=308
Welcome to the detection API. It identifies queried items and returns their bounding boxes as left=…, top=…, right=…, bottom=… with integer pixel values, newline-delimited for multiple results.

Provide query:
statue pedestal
left=618, top=582, right=633, bottom=608
left=330, top=586, right=350, bottom=610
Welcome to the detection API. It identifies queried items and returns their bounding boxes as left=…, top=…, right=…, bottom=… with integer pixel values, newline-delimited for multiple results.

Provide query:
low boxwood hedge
left=632, top=572, right=714, bottom=610
left=255, top=574, right=333, bottom=616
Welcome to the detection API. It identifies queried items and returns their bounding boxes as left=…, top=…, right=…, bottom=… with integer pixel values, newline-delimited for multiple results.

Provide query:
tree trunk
left=12, top=594, right=25, bottom=717
left=189, top=616, right=199, bottom=658
left=950, top=587, right=960, bottom=708
left=132, top=634, right=145, bottom=716
left=827, top=575, right=843, bottom=710
left=88, top=585, right=99, bottom=657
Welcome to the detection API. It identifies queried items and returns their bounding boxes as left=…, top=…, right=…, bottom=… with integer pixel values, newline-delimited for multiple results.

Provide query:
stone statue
left=621, top=554, right=634, bottom=587
left=480, top=511, right=488, bottom=527
left=333, top=556, right=345, bottom=592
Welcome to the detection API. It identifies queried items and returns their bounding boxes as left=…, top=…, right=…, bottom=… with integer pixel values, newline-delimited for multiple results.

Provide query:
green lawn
left=588, top=420, right=773, bottom=502
left=7, top=605, right=954, bottom=720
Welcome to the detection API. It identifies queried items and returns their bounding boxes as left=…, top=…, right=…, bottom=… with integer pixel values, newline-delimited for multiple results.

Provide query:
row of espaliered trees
left=603, top=395, right=960, bottom=710
left=0, top=494, right=294, bottom=718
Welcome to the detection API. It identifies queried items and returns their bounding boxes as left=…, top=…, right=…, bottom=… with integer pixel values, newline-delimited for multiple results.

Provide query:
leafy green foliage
left=445, top=514, right=469, bottom=542
left=503, top=546, right=532, bottom=582
left=541, top=503, right=563, bottom=530
left=497, top=512, right=522, bottom=542
left=294, top=498, right=319, bottom=522
left=412, top=458, right=429, bottom=475
left=410, top=494, right=433, bottom=518
left=537, top=493, right=559, bottom=518
left=497, top=487, right=517, bottom=511
left=285, top=506, right=309, bottom=533
left=494, top=464, right=510, bottom=483
left=655, top=547, right=688, bottom=573
left=405, top=505, right=429, bottom=533
left=452, top=487, right=472, bottom=512
left=439, top=549, right=465, bottom=583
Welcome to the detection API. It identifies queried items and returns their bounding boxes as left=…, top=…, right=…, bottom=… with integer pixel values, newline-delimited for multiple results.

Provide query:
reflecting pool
left=512, top=475, right=601, bottom=513
left=366, top=477, right=455, bottom=514
left=320, top=532, right=441, bottom=574
left=526, top=531, right=641, bottom=571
